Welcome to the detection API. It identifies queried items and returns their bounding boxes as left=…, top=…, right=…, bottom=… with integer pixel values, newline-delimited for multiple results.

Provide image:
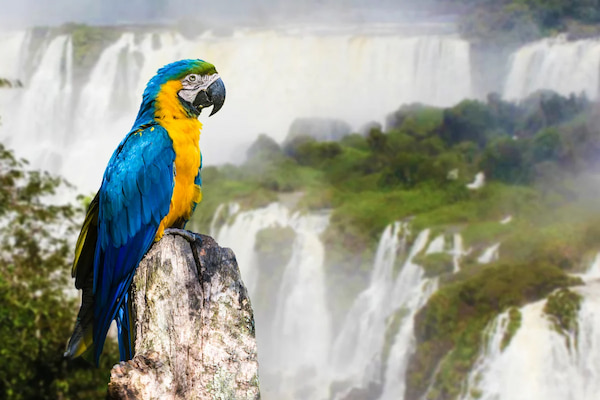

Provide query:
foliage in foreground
left=0, top=144, right=118, bottom=400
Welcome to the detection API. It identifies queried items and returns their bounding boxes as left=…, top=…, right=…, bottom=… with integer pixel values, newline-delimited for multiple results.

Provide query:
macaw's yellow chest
left=152, top=80, right=204, bottom=240
left=155, top=117, right=203, bottom=240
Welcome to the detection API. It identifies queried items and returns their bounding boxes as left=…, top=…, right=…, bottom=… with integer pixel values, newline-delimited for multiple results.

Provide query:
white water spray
left=477, top=242, right=500, bottom=264
left=0, top=28, right=473, bottom=193
left=2, top=34, right=73, bottom=175
left=329, top=222, right=406, bottom=392
left=462, top=284, right=600, bottom=400
left=329, top=225, right=448, bottom=400
left=461, top=256, right=600, bottom=400
left=214, top=202, right=331, bottom=399
left=504, top=35, right=600, bottom=100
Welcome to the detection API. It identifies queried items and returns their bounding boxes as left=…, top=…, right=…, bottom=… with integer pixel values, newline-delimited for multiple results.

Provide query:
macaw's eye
left=189, top=75, right=197, bottom=82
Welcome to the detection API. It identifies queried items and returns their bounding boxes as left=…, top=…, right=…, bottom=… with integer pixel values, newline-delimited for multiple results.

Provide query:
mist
left=0, top=0, right=448, bottom=29
left=2, top=1, right=600, bottom=399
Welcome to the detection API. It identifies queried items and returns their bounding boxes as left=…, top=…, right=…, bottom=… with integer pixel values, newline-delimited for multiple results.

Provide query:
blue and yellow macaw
left=65, top=59, right=225, bottom=365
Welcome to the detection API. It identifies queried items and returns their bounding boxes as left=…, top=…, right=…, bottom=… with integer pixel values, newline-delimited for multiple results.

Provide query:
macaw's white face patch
left=178, top=73, right=221, bottom=104
left=178, top=73, right=225, bottom=116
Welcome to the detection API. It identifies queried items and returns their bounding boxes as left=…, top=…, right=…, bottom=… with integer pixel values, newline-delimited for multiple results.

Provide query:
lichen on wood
left=107, top=231, right=260, bottom=400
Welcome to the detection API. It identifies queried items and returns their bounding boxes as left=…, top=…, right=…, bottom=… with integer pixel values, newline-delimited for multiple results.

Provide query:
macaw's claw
left=163, top=228, right=203, bottom=245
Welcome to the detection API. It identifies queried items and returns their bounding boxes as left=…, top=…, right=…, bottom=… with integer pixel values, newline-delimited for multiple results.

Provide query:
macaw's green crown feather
left=156, top=59, right=217, bottom=81
left=144, top=59, right=218, bottom=97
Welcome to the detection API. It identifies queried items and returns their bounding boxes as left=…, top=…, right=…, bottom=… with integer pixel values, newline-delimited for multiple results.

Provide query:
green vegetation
left=544, top=288, right=583, bottom=347
left=252, top=226, right=296, bottom=319
left=0, top=78, right=22, bottom=88
left=2, top=80, right=596, bottom=397
left=448, top=0, right=600, bottom=44
left=414, top=253, right=454, bottom=278
left=57, top=23, right=121, bottom=70
left=192, top=90, right=600, bottom=399
left=501, top=307, right=522, bottom=351
left=196, top=90, right=596, bottom=270
left=382, top=308, right=410, bottom=369
left=189, top=165, right=278, bottom=234
left=0, top=144, right=118, bottom=399
left=255, top=226, right=296, bottom=268
left=407, top=262, right=581, bottom=400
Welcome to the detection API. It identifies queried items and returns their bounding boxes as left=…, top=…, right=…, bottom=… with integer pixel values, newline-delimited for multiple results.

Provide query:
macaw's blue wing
left=67, top=123, right=175, bottom=365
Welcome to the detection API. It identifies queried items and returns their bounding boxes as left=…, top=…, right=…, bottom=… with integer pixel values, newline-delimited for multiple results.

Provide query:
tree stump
left=107, top=231, right=260, bottom=400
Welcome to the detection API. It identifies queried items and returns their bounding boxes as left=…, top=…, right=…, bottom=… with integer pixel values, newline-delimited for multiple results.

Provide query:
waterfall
left=503, top=35, right=600, bottom=101
left=452, top=233, right=465, bottom=273
left=213, top=210, right=465, bottom=399
left=426, top=234, right=445, bottom=254
left=1, top=34, right=73, bottom=175
left=214, top=202, right=331, bottom=399
left=214, top=202, right=290, bottom=294
left=0, top=28, right=473, bottom=192
left=75, top=33, right=138, bottom=136
left=0, top=31, right=30, bottom=79
left=329, top=224, right=448, bottom=400
left=211, top=204, right=600, bottom=400
left=477, top=242, right=500, bottom=264
left=461, top=258, right=600, bottom=400
left=270, top=211, right=331, bottom=399
left=379, top=230, right=439, bottom=400
left=329, top=223, right=406, bottom=391
left=580, top=253, right=600, bottom=282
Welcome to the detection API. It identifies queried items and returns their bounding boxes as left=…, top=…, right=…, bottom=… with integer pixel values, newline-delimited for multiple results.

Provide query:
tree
left=246, top=133, right=283, bottom=162
left=479, top=137, right=531, bottom=184
left=441, top=100, right=496, bottom=148
left=0, top=143, right=118, bottom=399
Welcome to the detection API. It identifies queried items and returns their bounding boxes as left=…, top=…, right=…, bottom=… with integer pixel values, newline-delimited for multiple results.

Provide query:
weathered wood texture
left=108, top=231, right=260, bottom=400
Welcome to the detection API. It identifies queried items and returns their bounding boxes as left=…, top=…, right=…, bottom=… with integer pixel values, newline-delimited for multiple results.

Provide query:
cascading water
left=1, top=34, right=73, bottom=174
left=0, top=31, right=30, bottom=79
left=213, top=208, right=467, bottom=399
left=503, top=35, right=600, bottom=101
left=269, top=211, right=332, bottom=399
left=426, top=234, right=445, bottom=254
left=3, top=22, right=600, bottom=400
left=378, top=230, right=439, bottom=400
left=329, top=222, right=407, bottom=394
left=213, top=202, right=290, bottom=294
left=460, top=258, right=600, bottom=400
left=5, top=26, right=600, bottom=195
left=209, top=201, right=600, bottom=400
left=451, top=233, right=465, bottom=273
left=329, top=225, right=465, bottom=400
left=0, top=28, right=473, bottom=192
left=213, top=202, right=331, bottom=399
left=477, top=242, right=500, bottom=264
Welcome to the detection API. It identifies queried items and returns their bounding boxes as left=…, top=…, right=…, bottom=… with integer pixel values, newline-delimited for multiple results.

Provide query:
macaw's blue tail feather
left=92, top=273, right=134, bottom=365
left=92, top=224, right=157, bottom=365
left=116, top=292, right=134, bottom=361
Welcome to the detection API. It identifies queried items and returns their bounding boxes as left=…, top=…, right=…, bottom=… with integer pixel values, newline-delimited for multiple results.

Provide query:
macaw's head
left=142, top=59, right=226, bottom=120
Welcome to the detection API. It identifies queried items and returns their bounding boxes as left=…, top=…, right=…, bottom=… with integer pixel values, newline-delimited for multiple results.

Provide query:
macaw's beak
left=193, top=77, right=226, bottom=116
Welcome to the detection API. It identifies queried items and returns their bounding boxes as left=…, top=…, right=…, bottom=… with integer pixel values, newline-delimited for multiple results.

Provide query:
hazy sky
left=0, top=0, right=437, bottom=29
